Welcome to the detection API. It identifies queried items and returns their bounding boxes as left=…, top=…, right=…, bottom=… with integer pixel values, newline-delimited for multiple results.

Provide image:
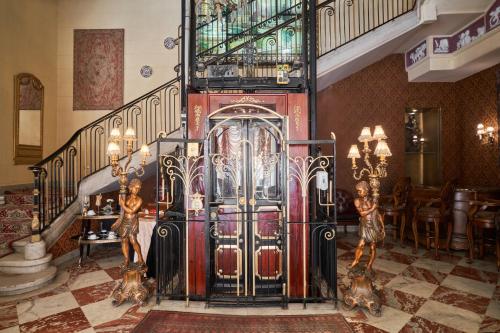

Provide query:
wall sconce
left=477, top=123, right=495, bottom=145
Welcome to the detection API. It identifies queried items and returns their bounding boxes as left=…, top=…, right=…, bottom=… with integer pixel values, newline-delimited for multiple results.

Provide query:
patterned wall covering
left=73, top=29, right=124, bottom=110
left=318, top=54, right=500, bottom=194
left=455, top=64, right=500, bottom=187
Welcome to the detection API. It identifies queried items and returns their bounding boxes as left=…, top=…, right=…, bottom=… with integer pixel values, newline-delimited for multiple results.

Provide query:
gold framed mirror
left=14, top=73, right=43, bottom=165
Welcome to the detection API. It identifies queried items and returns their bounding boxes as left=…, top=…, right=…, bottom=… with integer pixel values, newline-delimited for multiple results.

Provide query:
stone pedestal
left=24, top=240, right=46, bottom=260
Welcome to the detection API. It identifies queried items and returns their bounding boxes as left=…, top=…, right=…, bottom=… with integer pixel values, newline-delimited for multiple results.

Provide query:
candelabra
left=106, top=127, right=151, bottom=193
left=347, top=125, right=392, bottom=202
left=106, top=127, right=151, bottom=307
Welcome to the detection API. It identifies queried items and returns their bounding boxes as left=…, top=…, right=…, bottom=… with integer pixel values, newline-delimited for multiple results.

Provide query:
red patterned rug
left=132, top=311, right=353, bottom=333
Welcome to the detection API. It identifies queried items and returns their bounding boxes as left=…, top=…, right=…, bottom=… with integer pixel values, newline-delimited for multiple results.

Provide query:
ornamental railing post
left=29, top=166, right=42, bottom=242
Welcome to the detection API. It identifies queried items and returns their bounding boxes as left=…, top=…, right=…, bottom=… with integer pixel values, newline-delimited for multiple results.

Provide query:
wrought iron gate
left=155, top=106, right=337, bottom=307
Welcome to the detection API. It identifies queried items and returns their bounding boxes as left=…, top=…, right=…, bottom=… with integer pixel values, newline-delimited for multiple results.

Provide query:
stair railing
left=30, top=77, right=181, bottom=238
left=317, top=0, right=417, bottom=57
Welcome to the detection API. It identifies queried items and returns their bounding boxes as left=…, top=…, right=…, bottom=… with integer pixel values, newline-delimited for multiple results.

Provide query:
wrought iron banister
left=30, top=77, right=181, bottom=237
left=317, top=0, right=417, bottom=57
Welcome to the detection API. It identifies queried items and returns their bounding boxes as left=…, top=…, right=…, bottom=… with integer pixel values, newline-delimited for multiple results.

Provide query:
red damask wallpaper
left=73, top=29, right=124, bottom=110
left=318, top=54, right=500, bottom=193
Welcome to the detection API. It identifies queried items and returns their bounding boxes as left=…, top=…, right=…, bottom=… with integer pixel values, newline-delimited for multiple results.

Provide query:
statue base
left=111, top=263, right=149, bottom=307
left=343, top=265, right=382, bottom=316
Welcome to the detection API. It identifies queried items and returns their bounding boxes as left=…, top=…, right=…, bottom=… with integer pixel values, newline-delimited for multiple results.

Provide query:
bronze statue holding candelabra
left=344, top=126, right=391, bottom=317
left=106, top=127, right=151, bottom=306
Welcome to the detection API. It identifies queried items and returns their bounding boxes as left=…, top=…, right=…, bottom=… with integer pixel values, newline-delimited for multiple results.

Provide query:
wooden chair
left=467, top=199, right=500, bottom=271
left=379, top=177, right=411, bottom=246
left=411, top=180, right=456, bottom=259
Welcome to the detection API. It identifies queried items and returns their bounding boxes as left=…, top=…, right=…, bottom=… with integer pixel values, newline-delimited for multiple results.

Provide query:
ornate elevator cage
left=154, top=0, right=337, bottom=308
left=155, top=99, right=338, bottom=307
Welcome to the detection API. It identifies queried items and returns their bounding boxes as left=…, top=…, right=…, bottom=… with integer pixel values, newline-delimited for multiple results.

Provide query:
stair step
left=0, top=252, right=53, bottom=274
left=0, top=265, right=57, bottom=296
left=12, top=237, right=30, bottom=254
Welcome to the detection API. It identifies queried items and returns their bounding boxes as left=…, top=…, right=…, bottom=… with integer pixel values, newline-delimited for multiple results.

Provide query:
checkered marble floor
left=0, top=235, right=499, bottom=333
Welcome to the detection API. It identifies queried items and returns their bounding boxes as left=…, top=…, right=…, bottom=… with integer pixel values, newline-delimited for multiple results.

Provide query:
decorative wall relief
left=164, top=37, right=176, bottom=50
left=454, top=18, right=485, bottom=51
left=487, top=0, right=500, bottom=31
left=73, top=29, right=124, bottom=110
left=140, top=65, right=153, bottom=78
left=194, top=105, right=202, bottom=132
left=433, top=38, right=450, bottom=54
left=293, top=105, right=301, bottom=131
left=406, top=41, right=427, bottom=67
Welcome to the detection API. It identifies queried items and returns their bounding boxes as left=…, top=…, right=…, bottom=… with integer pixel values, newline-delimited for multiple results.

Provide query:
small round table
left=73, top=214, right=120, bottom=266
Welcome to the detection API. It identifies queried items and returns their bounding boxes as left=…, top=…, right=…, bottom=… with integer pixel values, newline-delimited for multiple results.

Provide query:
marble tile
left=19, top=308, right=91, bottom=333
left=103, top=267, right=122, bottom=280
left=451, top=265, right=498, bottom=284
left=385, top=275, right=438, bottom=298
left=364, top=306, right=412, bottom=333
left=80, top=298, right=132, bottom=327
left=68, top=270, right=113, bottom=291
left=372, top=258, right=408, bottom=275
left=93, top=306, right=145, bottom=333
left=67, top=261, right=102, bottom=278
left=337, top=251, right=356, bottom=261
left=401, top=265, right=446, bottom=285
left=381, top=288, right=426, bottom=314
left=0, top=326, right=20, bottom=333
left=422, top=251, right=462, bottom=264
left=416, top=300, right=482, bottom=333
left=17, top=292, right=79, bottom=325
left=349, top=322, right=389, bottom=333
left=0, top=303, right=18, bottom=330
left=411, top=257, right=455, bottom=274
left=480, top=316, right=500, bottom=333
left=372, top=269, right=397, bottom=288
left=71, top=281, right=117, bottom=307
left=339, top=308, right=368, bottom=322
left=77, top=328, right=96, bottom=333
left=389, top=245, right=427, bottom=257
left=457, top=257, right=498, bottom=273
left=486, top=298, right=500, bottom=320
left=379, top=251, right=418, bottom=265
left=95, top=256, right=122, bottom=270
left=441, top=275, right=496, bottom=298
left=400, top=315, right=464, bottom=333
left=430, top=286, right=490, bottom=314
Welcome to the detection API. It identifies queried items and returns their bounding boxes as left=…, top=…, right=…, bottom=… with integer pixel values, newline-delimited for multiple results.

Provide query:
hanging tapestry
left=73, top=29, right=124, bottom=110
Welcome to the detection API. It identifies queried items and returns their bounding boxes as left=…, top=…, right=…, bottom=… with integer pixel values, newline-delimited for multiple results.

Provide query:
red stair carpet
left=0, top=189, right=33, bottom=257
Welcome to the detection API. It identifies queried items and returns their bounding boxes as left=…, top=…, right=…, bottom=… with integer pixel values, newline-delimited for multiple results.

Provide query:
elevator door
left=209, top=118, right=284, bottom=299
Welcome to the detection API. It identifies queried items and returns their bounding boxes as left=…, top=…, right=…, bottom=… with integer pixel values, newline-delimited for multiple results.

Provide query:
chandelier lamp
left=347, top=125, right=392, bottom=202
left=106, top=127, right=151, bottom=194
